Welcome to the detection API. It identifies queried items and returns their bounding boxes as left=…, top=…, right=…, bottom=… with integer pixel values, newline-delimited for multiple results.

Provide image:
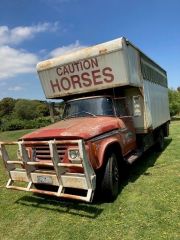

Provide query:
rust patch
left=21, top=117, right=120, bottom=140
left=99, top=48, right=107, bottom=55
left=38, top=60, right=53, bottom=71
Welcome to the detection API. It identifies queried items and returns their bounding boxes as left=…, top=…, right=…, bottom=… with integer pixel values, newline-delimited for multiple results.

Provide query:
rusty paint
left=27, top=161, right=54, bottom=166
left=30, top=189, right=90, bottom=202
left=58, top=163, right=82, bottom=168
left=36, top=60, right=53, bottom=71
left=19, top=115, right=136, bottom=171
left=21, top=116, right=121, bottom=140
left=99, top=48, right=107, bottom=54
left=37, top=38, right=124, bottom=72
left=7, top=185, right=90, bottom=201
left=10, top=170, right=29, bottom=182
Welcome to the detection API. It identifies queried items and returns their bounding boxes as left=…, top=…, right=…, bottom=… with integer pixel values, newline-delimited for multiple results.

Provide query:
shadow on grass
left=119, top=137, right=172, bottom=191
left=15, top=194, right=103, bottom=219
left=94, top=137, right=172, bottom=204
left=15, top=138, right=172, bottom=213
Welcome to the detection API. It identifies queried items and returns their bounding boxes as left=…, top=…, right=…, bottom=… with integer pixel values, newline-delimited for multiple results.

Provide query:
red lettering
left=68, top=64, right=75, bottom=73
left=70, top=75, right=82, bottom=89
left=92, top=69, right=103, bottom=85
left=74, top=62, right=80, bottom=71
left=83, top=60, right=91, bottom=70
left=103, top=67, right=114, bottom=83
left=81, top=72, right=92, bottom=87
left=63, top=66, right=69, bottom=75
left=91, top=58, right=98, bottom=68
left=60, top=77, right=71, bottom=90
left=79, top=61, right=83, bottom=71
left=56, top=67, right=63, bottom=76
left=50, top=79, right=61, bottom=92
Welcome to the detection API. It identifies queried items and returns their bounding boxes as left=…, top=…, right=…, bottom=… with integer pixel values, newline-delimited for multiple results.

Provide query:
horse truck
left=0, top=37, right=170, bottom=202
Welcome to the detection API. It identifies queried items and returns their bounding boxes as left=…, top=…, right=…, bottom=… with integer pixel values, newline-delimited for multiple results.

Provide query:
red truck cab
left=20, top=95, right=136, bottom=201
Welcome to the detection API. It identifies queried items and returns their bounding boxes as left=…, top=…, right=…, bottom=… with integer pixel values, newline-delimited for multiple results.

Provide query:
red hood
left=22, top=117, right=122, bottom=140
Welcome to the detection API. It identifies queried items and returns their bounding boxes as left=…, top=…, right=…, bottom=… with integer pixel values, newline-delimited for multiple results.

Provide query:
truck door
left=114, top=98, right=136, bottom=154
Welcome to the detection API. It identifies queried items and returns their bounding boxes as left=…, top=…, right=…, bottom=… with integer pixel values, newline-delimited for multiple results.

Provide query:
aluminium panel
left=143, top=80, right=170, bottom=129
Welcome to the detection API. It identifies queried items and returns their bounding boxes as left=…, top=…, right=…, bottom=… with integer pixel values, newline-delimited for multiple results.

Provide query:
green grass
left=0, top=124, right=179, bottom=240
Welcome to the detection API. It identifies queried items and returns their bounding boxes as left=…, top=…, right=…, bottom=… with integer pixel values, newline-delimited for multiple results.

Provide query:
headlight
left=68, top=149, right=81, bottom=162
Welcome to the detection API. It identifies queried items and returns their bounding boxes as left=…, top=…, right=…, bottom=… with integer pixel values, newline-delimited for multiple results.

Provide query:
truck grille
left=34, top=144, right=67, bottom=162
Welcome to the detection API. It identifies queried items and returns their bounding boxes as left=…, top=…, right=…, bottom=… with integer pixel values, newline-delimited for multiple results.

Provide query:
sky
left=0, top=0, right=179, bottom=100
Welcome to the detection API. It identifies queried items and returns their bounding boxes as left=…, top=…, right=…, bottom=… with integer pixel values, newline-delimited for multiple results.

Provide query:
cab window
left=114, top=98, right=129, bottom=116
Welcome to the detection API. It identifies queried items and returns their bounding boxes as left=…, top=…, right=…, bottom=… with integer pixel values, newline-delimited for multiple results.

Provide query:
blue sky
left=0, top=0, right=179, bottom=100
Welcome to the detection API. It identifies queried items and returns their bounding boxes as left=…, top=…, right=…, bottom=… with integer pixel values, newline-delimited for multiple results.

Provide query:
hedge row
left=0, top=117, right=52, bottom=131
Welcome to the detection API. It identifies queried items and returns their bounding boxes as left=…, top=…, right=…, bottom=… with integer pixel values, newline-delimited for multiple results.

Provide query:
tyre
left=101, top=152, right=119, bottom=201
left=155, top=130, right=164, bottom=152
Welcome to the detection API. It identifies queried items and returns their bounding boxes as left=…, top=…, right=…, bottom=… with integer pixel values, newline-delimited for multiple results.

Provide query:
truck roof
left=37, top=37, right=166, bottom=74
left=37, top=37, right=167, bottom=99
left=37, top=37, right=125, bottom=72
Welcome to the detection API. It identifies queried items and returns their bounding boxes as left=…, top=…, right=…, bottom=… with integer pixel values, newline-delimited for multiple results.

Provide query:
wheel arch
left=96, top=138, right=124, bottom=170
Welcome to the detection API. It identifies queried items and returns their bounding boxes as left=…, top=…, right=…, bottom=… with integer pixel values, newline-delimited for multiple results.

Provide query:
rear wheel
left=101, top=152, right=119, bottom=201
left=155, top=130, right=164, bottom=152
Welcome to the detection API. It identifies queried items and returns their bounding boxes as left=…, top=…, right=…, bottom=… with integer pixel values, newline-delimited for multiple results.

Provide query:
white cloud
left=49, top=40, right=87, bottom=57
left=8, top=86, right=23, bottom=91
left=0, top=45, right=39, bottom=79
left=0, top=40, right=86, bottom=80
left=0, top=22, right=60, bottom=80
left=0, top=41, right=87, bottom=80
left=0, top=22, right=86, bottom=81
left=0, top=22, right=59, bottom=45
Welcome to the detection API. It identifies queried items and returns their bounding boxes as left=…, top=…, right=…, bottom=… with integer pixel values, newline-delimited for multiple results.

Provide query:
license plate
left=37, top=176, right=53, bottom=184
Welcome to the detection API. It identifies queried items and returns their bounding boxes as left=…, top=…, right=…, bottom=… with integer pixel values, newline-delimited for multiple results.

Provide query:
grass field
left=0, top=123, right=179, bottom=240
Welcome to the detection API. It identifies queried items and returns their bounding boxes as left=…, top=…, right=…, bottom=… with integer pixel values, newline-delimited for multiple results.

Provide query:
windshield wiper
left=80, top=111, right=97, bottom=117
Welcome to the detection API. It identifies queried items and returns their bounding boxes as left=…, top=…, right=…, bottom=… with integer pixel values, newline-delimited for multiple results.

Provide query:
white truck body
left=37, top=37, right=170, bottom=133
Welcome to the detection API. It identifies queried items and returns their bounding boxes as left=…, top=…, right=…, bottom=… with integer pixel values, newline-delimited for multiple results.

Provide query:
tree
left=13, top=99, right=39, bottom=120
left=36, top=101, right=49, bottom=117
left=0, top=98, right=15, bottom=117
left=13, top=99, right=50, bottom=120
left=168, top=88, right=180, bottom=116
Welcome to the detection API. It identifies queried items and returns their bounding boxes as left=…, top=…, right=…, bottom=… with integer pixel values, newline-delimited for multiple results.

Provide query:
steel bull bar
left=0, top=140, right=96, bottom=202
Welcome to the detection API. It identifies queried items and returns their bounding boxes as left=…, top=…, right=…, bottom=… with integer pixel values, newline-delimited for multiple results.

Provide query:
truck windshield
left=63, top=97, right=114, bottom=119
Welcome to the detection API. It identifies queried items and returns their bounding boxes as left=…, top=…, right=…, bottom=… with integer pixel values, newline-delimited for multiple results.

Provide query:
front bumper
left=0, top=139, right=96, bottom=202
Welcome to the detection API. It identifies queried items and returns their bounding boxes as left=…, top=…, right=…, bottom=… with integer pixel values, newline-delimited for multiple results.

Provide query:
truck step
left=125, top=150, right=143, bottom=164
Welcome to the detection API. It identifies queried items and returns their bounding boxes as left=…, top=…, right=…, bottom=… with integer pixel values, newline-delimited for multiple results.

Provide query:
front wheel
left=101, top=152, right=119, bottom=201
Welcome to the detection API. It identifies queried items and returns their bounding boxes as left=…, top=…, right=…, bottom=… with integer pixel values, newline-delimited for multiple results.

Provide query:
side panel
left=143, top=80, right=170, bottom=129
left=126, top=45, right=142, bottom=86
